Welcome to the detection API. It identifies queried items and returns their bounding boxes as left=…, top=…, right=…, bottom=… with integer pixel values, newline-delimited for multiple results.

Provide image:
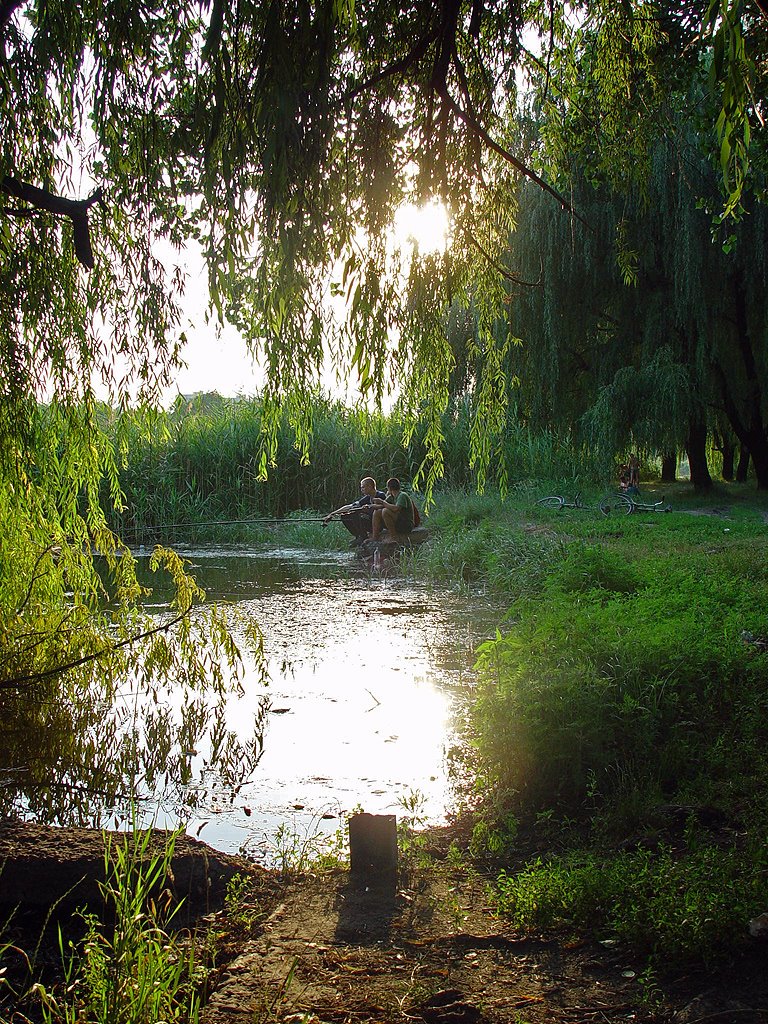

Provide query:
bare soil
left=206, top=863, right=651, bottom=1024
left=204, top=825, right=768, bottom=1024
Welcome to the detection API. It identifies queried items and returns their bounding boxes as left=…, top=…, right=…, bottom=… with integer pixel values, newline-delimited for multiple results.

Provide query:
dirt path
left=204, top=865, right=654, bottom=1024
left=679, top=504, right=768, bottom=524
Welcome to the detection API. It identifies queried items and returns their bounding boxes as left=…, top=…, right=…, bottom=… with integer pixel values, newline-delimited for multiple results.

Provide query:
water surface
left=144, top=545, right=502, bottom=858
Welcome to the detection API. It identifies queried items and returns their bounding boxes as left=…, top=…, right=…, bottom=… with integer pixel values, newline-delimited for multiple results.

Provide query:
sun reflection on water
left=140, top=549, right=500, bottom=858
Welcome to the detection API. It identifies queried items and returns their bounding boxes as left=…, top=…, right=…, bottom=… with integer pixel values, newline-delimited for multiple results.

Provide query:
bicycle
left=599, top=492, right=672, bottom=516
left=536, top=492, right=591, bottom=511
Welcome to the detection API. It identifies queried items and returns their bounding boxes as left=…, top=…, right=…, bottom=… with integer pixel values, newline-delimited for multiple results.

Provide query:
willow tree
left=502, top=158, right=705, bottom=481
left=1, top=0, right=765, bottom=809
left=501, top=115, right=768, bottom=489
left=3, top=1, right=764, bottom=473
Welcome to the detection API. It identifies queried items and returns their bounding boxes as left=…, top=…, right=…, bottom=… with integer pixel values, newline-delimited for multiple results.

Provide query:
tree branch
left=15, top=547, right=55, bottom=615
left=468, top=0, right=482, bottom=38
left=0, top=601, right=194, bottom=690
left=440, top=92, right=591, bottom=229
left=452, top=53, right=484, bottom=175
left=464, top=225, right=543, bottom=287
left=343, top=27, right=439, bottom=103
left=1, top=176, right=104, bottom=269
left=339, top=5, right=589, bottom=229
left=430, top=0, right=461, bottom=96
left=543, top=0, right=556, bottom=107
left=0, top=0, right=22, bottom=33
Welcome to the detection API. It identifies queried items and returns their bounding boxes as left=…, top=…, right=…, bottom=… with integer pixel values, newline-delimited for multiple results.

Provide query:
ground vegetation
left=3, top=482, right=768, bottom=1022
left=424, top=481, right=768, bottom=973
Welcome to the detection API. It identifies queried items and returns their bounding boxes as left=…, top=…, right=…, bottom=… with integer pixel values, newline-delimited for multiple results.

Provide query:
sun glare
left=392, top=200, right=450, bottom=254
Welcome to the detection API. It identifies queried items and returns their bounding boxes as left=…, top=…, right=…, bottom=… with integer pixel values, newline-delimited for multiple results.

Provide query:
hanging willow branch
left=440, top=93, right=591, bottom=229
left=0, top=599, right=194, bottom=690
left=15, top=547, right=55, bottom=616
left=464, top=225, right=544, bottom=287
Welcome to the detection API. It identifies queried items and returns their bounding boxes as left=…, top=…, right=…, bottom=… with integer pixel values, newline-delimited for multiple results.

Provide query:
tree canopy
left=501, top=118, right=768, bottom=486
left=2, top=0, right=766, bottom=488
left=1, top=0, right=767, bottom=778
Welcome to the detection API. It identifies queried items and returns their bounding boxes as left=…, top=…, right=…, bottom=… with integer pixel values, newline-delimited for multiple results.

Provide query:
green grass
left=492, top=839, right=768, bottom=964
left=415, top=480, right=768, bottom=969
left=451, top=482, right=768, bottom=823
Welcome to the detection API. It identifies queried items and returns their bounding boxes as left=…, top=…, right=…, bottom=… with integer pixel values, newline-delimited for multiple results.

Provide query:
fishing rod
left=120, top=512, right=345, bottom=538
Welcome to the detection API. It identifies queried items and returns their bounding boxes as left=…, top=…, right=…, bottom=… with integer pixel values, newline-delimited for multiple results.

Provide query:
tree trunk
left=721, top=439, right=735, bottom=481
left=660, top=452, right=677, bottom=483
left=685, top=421, right=712, bottom=491
left=734, top=431, right=768, bottom=488
left=736, top=446, right=750, bottom=483
left=749, top=436, right=768, bottom=490
left=720, top=275, right=768, bottom=489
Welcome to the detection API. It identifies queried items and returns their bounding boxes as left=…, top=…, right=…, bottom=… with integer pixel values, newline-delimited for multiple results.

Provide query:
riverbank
left=3, top=818, right=767, bottom=1023
left=4, top=482, right=768, bottom=1021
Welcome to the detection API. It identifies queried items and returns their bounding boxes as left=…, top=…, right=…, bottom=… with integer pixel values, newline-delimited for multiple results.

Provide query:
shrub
left=472, top=548, right=768, bottom=815
left=492, top=840, right=768, bottom=964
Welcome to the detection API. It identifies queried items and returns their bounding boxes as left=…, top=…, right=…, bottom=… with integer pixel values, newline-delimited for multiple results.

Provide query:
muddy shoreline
left=2, top=819, right=767, bottom=1024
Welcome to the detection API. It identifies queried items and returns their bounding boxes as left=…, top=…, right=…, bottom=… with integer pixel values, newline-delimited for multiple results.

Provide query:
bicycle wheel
left=536, top=496, right=564, bottom=510
left=599, top=493, right=633, bottom=516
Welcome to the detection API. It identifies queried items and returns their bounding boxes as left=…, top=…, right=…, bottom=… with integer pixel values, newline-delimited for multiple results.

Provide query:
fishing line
left=120, top=513, right=342, bottom=538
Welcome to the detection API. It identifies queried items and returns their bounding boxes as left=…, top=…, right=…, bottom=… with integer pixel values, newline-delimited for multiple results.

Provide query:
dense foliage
left=501, top=130, right=768, bottom=489
left=422, top=486, right=768, bottom=965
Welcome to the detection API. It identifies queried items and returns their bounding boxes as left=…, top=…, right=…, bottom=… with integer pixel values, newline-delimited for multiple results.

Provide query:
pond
left=142, top=545, right=504, bottom=859
left=5, top=544, right=504, bottom=862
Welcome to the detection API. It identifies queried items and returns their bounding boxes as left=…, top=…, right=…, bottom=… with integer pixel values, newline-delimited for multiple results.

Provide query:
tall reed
left=104, top=394, right=592, bottom=542
left=37, top=828, right=204, bottom=1024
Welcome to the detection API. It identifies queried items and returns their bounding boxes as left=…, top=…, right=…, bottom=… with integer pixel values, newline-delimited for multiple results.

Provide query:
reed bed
left=104, top=395, right=590, bottom=544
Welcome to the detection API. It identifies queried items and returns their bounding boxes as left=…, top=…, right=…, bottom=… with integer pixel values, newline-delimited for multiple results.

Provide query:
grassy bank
left=97, top=466, right=768, bottom=973
left=420, top=481, right=768, bottom=969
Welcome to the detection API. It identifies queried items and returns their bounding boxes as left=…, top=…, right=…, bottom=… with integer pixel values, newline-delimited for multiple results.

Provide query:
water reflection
left=140, top=545, right=501, bottom=857
left=7, top=546, right=501, bottom=859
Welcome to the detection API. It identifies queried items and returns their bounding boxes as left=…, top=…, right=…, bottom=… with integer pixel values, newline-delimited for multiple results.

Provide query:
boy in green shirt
left=370, top=477, right=414, bottom=540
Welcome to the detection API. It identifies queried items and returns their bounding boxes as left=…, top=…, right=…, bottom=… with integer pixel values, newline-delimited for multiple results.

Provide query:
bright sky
left=160, top=200, right=451, bottom=404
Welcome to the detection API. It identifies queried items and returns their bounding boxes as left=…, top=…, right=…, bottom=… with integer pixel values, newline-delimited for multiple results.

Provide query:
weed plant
left=492, top=839, right=768, bottom=965
left=34, top=828, right=205, bottom=1024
